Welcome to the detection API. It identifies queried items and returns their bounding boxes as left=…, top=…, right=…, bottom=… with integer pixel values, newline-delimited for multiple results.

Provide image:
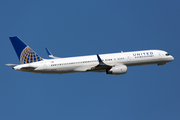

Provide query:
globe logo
left=20, top=46, right=42, bottom=64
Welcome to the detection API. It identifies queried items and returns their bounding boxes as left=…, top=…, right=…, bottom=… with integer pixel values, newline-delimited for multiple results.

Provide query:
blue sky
left=1, top=0, right=180, bottom=120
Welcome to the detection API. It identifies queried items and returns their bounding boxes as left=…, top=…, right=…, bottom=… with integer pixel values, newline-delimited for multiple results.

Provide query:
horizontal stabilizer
left=45, top=48, right=61, bottom=59
left=5, top=64, right=17, bottom=67
left=21, top=67, right=37, bottom=70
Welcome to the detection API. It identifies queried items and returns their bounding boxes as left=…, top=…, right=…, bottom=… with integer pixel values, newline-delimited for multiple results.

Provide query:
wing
left=74, top=54, right=113, bottom=72
left=74, top=66, right=93, bottom=72
left=91, top=54, right=113, bottom=70
left=45, top=48, right=61, bottom=59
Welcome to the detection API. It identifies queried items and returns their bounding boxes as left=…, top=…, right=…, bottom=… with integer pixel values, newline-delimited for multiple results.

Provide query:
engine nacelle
left=106, top=65, right=127, bottom=75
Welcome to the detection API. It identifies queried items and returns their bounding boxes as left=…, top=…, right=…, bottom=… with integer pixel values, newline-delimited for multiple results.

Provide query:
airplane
left=6, top=36, right=174, bottom=75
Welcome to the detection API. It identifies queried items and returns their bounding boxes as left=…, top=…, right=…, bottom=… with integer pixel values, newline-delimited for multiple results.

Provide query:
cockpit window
left=166, top=53, right=170, bottom=56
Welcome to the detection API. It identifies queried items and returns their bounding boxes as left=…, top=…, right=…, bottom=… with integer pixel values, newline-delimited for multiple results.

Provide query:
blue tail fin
left=9, top=36, right=43, bottom=64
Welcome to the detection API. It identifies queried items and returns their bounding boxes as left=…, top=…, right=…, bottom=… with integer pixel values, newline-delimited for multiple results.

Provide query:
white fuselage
left=13, top=50, right=174, bottom=75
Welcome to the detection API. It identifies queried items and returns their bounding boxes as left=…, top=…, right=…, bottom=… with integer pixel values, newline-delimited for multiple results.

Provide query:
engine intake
left=106, top=65, right=127, bottom=75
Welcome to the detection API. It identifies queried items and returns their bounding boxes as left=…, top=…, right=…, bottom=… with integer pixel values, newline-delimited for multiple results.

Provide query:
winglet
left=97, top=54, right=109, bottom=66
left=45, top=48, right=61, bottom=59
left=97, top=54, right=103, bottom=63
left=89, top=54, right=112, bottom=70
left=96, top=54, right=113, bottom=67
left=45, top=48, right=52, bottom=56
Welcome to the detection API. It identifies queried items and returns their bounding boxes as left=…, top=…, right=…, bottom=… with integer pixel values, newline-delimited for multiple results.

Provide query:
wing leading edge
left=91, top=54, right=113, bottom=70
left=75, top=54, right=113, bottom=72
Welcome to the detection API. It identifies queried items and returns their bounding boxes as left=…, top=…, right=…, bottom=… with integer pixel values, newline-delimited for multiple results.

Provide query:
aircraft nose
left=171, top=56, right=174, bottom=61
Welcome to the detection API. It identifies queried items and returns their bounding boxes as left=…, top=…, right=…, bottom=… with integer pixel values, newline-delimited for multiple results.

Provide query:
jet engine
left=106, top=65, right=127, bottom=75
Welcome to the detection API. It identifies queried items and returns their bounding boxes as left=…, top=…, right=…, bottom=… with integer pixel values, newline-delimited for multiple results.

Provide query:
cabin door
left=127, top=54, right=131, bottom=62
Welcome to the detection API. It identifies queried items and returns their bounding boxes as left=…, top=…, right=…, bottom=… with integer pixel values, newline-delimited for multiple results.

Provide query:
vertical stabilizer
left=9, top=36, right=43, bottom=64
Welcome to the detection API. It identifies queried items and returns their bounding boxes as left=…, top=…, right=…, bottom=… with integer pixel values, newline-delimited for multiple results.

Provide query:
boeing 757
left=6, top=36, right=174, bottom=75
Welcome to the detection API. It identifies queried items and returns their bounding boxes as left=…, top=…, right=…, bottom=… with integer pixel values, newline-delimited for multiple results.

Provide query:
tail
left=9, top=36, right=43, bottom=64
